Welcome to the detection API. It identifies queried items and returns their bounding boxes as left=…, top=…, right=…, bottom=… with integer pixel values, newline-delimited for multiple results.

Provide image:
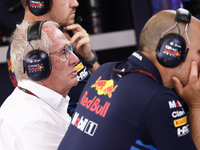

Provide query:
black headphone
left=23, top=21, right=52, bottom=81
left=156, top=8, right=191, bottom=68
left=25, top=0, right=52, bottom=16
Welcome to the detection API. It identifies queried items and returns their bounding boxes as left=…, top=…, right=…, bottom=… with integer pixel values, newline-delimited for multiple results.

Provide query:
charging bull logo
left=91, top=76, right=118, bottom=98
left=164, top=45, right=181, bottom=57
left=7, top=58, right=14, bottom=73
left=7, top=58, right=18, bottom=87
left=164, top=48, right=181, bottom=56
left=28, top=64, right=44, bottom=71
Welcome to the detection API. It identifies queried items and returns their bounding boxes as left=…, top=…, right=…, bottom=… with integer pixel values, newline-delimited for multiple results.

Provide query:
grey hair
left=10, top=21, right=60, bottom=81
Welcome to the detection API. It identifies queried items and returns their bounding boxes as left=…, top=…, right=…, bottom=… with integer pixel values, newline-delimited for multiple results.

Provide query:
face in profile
left=45, top=27, right=79, bottom=96
left=174, top=16, right=200, bottom=87
left=49, top=0, right=78, bottom=27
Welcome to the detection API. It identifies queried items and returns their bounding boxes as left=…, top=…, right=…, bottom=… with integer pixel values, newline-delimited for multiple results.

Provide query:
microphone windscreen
left=75, top=16, right=83, bottom=24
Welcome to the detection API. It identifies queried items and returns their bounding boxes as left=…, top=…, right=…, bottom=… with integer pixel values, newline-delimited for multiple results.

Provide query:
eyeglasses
left=49, top=44, right=73, bottom=59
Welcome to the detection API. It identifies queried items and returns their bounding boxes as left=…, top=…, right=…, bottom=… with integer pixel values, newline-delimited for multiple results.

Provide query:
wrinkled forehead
left=50, top=28, right=68, bottom=50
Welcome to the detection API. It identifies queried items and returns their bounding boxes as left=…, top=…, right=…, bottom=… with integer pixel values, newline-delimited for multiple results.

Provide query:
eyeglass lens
left=65, top=44, right=73, bottom=59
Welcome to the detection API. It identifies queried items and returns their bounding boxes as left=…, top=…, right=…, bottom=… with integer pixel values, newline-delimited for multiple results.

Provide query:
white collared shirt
left=0, top=80, right=71, bottom=150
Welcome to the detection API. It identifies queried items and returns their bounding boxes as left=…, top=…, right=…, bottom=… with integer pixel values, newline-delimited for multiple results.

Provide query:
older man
left=7, top=0, right=100, bottom=113
left=0, top=21, right=79, bottom=150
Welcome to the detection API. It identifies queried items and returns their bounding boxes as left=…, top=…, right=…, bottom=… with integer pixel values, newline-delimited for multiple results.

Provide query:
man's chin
left=73, top=78, right=79, bottom=87
left=67, top=20, right=75, bottom=26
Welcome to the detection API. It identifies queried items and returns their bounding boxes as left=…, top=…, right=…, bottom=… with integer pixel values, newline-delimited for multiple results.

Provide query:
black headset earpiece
left=25, top=0, right=52, bottom=16
left=156, top=33, right=186, bottom=67
left=23, top=21, right=52, bottom=81
left=156, top=8, right=191, bottom=68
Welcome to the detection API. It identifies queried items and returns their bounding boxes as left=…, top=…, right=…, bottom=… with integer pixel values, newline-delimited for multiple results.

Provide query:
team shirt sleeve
left=141, top=90, right=197, bottom=150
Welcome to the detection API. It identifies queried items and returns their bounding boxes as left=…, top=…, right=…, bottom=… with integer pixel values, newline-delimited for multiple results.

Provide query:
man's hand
left=65, top=24, right=93, bottom=62
left=64, top=24, right=100, bottom=73
left=173, top=61, right=200, bottom=149
left=172, top=61, right=200, bottom=108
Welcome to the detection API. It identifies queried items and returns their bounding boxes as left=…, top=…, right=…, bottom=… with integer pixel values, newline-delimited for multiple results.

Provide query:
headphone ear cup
left=24, top=50, right=51, bottom=81
left=156, top=33, right=186, bottom=68
left=27, top=0, right=52, bottom=16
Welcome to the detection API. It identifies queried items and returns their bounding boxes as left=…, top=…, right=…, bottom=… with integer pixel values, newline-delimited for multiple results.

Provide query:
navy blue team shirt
left=58, top=51, right=197, bottom=150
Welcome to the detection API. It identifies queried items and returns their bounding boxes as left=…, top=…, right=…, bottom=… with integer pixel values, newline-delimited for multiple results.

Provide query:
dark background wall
left=0, top=0, right=24, bottom=105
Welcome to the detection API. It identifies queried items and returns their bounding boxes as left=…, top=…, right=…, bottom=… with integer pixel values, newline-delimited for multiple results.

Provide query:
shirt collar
left=18, top=80, right=70, bottom=110
left=127, top=51, right=163, bottom=84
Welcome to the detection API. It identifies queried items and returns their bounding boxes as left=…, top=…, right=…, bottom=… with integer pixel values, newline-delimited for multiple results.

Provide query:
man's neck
left=23, top=11, right=49, bottom=22
left=140, top=50, right=174, bottom=89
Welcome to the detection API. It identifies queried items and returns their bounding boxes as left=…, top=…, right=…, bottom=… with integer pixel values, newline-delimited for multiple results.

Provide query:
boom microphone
left=75, top=16, right=83, bottom=24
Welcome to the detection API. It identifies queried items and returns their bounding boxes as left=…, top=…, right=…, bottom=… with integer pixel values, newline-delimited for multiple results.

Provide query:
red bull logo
left=164, top=48, right=181, bottom=57
left=28, top=65, right=44, bottom=71
left=30, top=3, right=44, bottom=7
left=79, top=91, right=110, bottom=117
left=91, top=76, right=118, bottom=98
left=7, top=58, right=17, bottom=87
left=7, top=58, right=14, bottom=73
left=30, top=1, right=44, bottom=7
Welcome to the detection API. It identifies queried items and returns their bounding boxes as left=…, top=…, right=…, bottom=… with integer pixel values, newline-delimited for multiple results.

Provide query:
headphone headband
left=27, top=21, right=46, bottom=41
left=156, top=8, right=191, bottom=68
left=176, top=8, right=191, bottom=23
left=23, top=21, right=52, bottom=81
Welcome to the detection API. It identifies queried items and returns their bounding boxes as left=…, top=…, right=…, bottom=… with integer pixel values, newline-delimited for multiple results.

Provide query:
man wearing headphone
left=0, top=21, right=79, bottom=149
left=7, top=0, right=100, bottom=115
left=58, top=8, right=200, bottom=150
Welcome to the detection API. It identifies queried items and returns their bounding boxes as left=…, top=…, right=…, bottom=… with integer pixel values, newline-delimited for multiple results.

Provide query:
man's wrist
left=82, top=50, right=98, bottom=68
